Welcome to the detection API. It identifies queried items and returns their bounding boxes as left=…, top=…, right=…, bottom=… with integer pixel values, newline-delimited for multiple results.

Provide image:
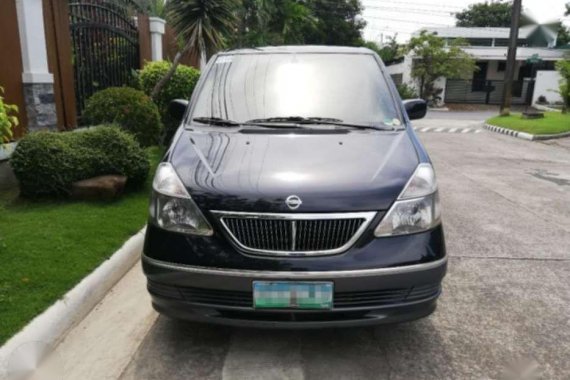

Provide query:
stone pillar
left=149, top=17, right=166, bottom=61
left=15, top=0, right=57, bottom=131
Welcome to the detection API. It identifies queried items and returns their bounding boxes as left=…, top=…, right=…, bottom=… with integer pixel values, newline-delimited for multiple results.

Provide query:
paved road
left=56, top=116, right=570, bottom=380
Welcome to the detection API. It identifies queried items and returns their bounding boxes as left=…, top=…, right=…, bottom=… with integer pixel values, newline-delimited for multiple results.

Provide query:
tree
left=137, top=0, right=167, bottom=17
left=556, top=59, right=570, bottom=113
left=558, top=27, right=570, bottom=47
left=362, top=35, right=401, bottom=63
left=231, top=0, right=317, bottom=47
left=557, top=2, right=570, bottom=47
left=405, top=31, right=477, bottom=103
left=304, top=0, right=366, bottom=46
left=455, top=1, right=512, bottom=27
left=150, top=0, right=237, bottom=100
left=232, top=0, right=365, bottom=48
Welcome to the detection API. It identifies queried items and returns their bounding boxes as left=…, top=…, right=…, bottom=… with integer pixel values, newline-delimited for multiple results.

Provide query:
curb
left=484, top=124, right=570, bottom=141
left=532, top=104, right=562, bottom=113
left=0, top=227, right=146, bottom=372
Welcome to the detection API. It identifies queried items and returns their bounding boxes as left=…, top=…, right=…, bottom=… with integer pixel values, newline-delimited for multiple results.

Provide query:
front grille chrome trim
left=211, top=211, right=377, bottom=257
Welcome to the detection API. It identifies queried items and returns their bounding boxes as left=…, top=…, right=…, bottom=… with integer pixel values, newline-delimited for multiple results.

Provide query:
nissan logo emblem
left=285, top=195, right=302, bottom=210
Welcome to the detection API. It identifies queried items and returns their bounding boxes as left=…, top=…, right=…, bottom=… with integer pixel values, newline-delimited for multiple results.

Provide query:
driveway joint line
left=116, top=315, right=161, bottom=380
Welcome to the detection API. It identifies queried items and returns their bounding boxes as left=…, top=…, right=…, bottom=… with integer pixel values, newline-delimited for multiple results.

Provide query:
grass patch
left=486, top=112, right=570, bottom=135
left=0, top=147, right=162, bottom=345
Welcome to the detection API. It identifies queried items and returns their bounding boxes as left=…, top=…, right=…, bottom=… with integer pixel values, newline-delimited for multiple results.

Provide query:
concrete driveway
left=55, top=114, right=570, bottom=380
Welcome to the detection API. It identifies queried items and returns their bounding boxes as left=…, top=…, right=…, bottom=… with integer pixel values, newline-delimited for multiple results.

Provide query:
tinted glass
left=191, top=53, right=400, bottom=125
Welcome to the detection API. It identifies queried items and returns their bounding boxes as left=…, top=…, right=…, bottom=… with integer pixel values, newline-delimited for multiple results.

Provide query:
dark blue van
left=142, top=46, right=446, bottom=328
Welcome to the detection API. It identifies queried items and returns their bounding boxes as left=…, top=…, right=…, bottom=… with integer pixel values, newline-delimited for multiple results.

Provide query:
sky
left=361, top=0, right=570, bottom=43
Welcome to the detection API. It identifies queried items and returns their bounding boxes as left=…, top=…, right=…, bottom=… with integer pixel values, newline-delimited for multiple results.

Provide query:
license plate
left=253, top=281, right=333, bottom=309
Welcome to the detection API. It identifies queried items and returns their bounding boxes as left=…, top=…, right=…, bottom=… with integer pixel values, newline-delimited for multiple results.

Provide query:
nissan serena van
left=142, top=46, right=446, bottom=328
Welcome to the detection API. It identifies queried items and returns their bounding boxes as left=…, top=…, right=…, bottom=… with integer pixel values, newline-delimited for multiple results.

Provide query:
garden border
left=0, top=227, right=145, bottom=372
left=484, top=124, right=570, bottom=141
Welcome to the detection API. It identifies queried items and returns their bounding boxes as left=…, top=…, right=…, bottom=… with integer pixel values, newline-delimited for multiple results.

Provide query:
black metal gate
left=69, top=0, right=140, bottom=117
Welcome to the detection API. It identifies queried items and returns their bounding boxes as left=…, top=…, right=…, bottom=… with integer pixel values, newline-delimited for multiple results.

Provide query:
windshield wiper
left=247, top=116, right=344, bottom=124
left=246, top=116, right=398, bottom=131
left=191, top=116, right=307, bottom=129
left=192, top=117, right=241, bottom=127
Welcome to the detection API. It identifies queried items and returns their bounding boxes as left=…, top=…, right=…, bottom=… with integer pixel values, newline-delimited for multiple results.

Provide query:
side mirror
left=403, top=99, right=427, bottom=120
left=168, top=99, right=189, bottom=122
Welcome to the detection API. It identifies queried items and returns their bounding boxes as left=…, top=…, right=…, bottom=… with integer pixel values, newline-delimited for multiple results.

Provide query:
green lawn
left=0, top=147, right=162, bottom=345
left=486, top=112, right=570, bottom=135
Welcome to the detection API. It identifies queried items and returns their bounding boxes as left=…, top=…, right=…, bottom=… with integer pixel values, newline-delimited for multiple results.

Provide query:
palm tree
left=150, top=0, right=237, bottom=99
left=137, top=0, right=167, bottom=18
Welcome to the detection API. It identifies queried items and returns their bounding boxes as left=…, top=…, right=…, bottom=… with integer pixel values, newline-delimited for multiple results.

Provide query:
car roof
left=220, top=45, right=375, bottom=55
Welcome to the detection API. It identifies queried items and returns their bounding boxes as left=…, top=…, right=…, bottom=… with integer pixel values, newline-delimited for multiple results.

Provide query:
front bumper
left=142, top=254, right=447, bottom=328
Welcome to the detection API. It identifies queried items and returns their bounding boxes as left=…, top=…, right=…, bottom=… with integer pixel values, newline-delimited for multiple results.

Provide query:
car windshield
left=190, top=52, right=401, bottom=127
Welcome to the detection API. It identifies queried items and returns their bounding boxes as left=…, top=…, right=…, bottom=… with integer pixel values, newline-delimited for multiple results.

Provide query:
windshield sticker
left=383, top=118, right=401, bottom=127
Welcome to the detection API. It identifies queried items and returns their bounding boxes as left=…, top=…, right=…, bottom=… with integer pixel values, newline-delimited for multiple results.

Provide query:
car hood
left=170, top=129, right=419, bottom=212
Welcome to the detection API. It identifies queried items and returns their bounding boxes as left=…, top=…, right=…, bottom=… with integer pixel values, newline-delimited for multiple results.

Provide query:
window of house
left=497, top=62, right=506, bottom=72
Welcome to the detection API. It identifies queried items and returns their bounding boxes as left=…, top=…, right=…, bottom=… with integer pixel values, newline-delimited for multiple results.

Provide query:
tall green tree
left=405, top=31, right=477, bottom=103
left=232, top=0, right=317, bottom=47
left=304, top=0, right=366, bottom=46
left=558, top=27, right=570, bottom=47
left=150, top=0, right=237, bottom=99
left=555, top=3, right=570, bottom=47
left=232, top=0, right=364, bottom=48
left=455, top=1, right=513, bottom=27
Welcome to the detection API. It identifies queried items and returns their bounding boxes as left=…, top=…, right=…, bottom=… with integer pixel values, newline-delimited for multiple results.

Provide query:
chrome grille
left=213, top=212, right=377, bottom=256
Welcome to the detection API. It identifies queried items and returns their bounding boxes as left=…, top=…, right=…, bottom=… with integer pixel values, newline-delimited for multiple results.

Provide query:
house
left=386, top=26, right=567, bottom=106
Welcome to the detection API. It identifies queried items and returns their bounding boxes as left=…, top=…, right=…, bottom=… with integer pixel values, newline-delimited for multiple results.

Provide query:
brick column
left=15, top=0, right=57, bottom=131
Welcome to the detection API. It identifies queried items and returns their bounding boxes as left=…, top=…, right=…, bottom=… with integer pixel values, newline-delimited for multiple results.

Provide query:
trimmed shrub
left=11, top=126, right=150, bottom=198
left=396, top=83, right=418, bottom=100
left=139, top=61, right=200, bottom=143
left=139, top=61, right=200, bottom=112
left=82, top=87, right=162, bottom=147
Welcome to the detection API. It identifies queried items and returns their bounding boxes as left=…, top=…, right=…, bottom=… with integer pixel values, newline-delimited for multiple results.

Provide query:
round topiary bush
left=11, top=126, right=150, bottom=198
left=139, top=61, right=200, bottom=112
left=82, top=87, right=162, bottom=147
left=139, top=61, right=200, bottom=143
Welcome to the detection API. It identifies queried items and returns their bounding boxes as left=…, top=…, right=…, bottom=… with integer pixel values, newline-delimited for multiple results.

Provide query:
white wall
left=386, top=55, right=415, bottom=86
left=485, top=61, right=522, bottom=81
left=532, top=70, right=562, bottom=105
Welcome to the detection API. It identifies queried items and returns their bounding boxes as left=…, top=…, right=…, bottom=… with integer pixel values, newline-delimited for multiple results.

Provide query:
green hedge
left=82, top=87, right=162, bottom=147
left=11, top=126, right=150, bottom=198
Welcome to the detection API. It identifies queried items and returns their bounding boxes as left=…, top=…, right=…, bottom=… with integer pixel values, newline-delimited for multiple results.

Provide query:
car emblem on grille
left=285, top=195, right=302, bottom=210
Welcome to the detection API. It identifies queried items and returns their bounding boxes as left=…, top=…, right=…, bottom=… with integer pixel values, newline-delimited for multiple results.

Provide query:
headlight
left=374, top=163, right=441, bottom=237
left=150, top=163, right=213, bottom=236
